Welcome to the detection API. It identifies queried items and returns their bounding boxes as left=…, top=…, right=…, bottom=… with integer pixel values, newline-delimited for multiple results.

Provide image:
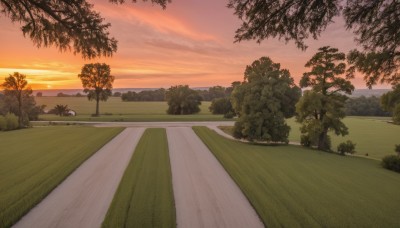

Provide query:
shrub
left=337, top=140, right=356, bottom=155
left=3, top=113, right=19, bottom=130
left=382, top=155, right=400, bottom=173
left=0, top=115, right=6, bottom=130
left=223, top=111, right=235, bottom=119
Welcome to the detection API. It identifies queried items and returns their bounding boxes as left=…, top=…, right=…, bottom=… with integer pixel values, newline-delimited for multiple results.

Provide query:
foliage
left=49, top=104, right=70, bottom=116
left=231, top=56, right=300, bottom=142
left=296, top=46, right=354, bottom=150
left=0, top=0, right=170, bottom=59
left=395, top=144, right=400, bottom=155
left=36, top=92, right=42, bottom=97
left=228, top=0, right=400, bottom=87
left=345, top=96, right=389, bottom=116
left=112, top=92, right=121, bottom=97
left=0, top=126, right=123, bottom=228
left=165, top=85, right=202, bottom=115
left=337, top=140, right=356, bottom=155
left=381, top=85, right=400, bottom=123
left=209, top=97, right=233, bottom=116
left=382, top=155, right=400, bottom=173
left=78, top=63, right=115, bottom=116
left=0, top=113, right=18, bottom=131
left=102, top=128, right=175, bottom=228
left=194, top=126, right=400, bottom=227
left=197, top=86, right=227, bottom=101
left=121, top=89, right=166, bottom=101
left=1, top=72, right=34, bottom=127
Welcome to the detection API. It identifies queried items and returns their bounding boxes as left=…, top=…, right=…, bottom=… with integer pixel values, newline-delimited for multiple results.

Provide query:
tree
left=36, top=92, right=43, bottom=97
left=231, top=56, right=301, bottom=142
left=381, top=85, right=400, bottom=124
left=296, top=46, right=354, bottom=150
left=395, top=144, right=400, bottom=157
left=50, top=104, right=70, bottom=116
left=228, top=0, right=400, bottom=87
left=337, top=140, right=356, bottom=156
left=345, top=96, right=389, bottom=117
left=1, top=72, right=31, bottom=127
left=165, top=85, right=202, bottom=115
left=78, top=63, right=115, bottom=116
left=0, top=0, right=169, bottom=59
left=209, top=97, right=234, bottom=116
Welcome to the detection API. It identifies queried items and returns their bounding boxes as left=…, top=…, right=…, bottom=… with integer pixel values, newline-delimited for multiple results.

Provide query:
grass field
left=286, top=117, right=400, bottom=159
left=219, top=117, right=400, bottom=159
left=102, top=128, right=175, bottom=228
left=0, top=126, right=123, bottom=228
left=194, top=126, right=400, bottom=227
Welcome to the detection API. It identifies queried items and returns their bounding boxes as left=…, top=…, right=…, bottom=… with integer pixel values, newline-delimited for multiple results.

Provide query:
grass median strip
left=0, top=126, right=123, bottom=228
left=102, top=128, right=175, bottom=228
left=193, top=126, right=400, bottom=227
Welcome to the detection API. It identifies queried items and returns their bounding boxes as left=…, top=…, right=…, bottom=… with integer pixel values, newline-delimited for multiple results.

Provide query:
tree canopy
left=231, top=56, right=301, bottom=142
left=381, top=85, right=400, bottom=124
left=0, top=0, right=169, bottom=59
left=165, top=85, right=202, bottom=115
left=228, top=0, right=400, bottom=87
left=296, top=46, right=354, bottom=150
left=78, top=63, right=115, bottom=116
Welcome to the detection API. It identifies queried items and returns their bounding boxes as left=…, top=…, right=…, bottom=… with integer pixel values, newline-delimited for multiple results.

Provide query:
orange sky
left=0, top=0, right=391, bottom=90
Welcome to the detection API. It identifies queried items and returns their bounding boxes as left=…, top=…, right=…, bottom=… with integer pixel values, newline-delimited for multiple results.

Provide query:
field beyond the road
left=35, top=97, right=223, bottom=121
left=102, top=128, right=175, bottom=228
left=0, top=126, right=123, bottom=227
left=194, top=126, right=400, bottom=227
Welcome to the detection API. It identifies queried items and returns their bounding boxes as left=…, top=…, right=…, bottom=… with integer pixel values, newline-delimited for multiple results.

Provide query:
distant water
left=32, top=87, right=390, bottom=97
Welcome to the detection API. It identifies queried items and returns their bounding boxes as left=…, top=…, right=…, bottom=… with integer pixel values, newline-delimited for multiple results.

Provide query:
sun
left=47, top=84, right=52, bottom=89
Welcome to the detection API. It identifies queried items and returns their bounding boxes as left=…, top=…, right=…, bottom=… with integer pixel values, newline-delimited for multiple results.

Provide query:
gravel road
left=167, top=127, right=263, bottom=228
left=13, top=128, right=145, bottom=228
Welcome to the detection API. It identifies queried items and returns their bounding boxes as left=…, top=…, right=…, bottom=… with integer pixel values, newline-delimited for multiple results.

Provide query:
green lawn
left=0, top=126, right=123, bottom=228
left=102, top=128, right=175, bottom=228
left=287, top=117, right=400, bottom=159
left=194, top=126, right=400, bottom=227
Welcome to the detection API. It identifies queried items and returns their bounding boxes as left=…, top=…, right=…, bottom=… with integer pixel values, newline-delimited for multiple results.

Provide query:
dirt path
left=14, top=128, right=145, bottom=228
left=167, top=127, right=264, bottom=228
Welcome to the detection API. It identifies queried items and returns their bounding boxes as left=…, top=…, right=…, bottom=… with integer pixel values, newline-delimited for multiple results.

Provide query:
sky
left=0, top=0, right=390, bottom=90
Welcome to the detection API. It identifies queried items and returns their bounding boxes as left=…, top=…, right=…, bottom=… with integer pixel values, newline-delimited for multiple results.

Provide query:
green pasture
left=219, top=117, right=400, bottom=159
left=103, top=128, right=175, bottom=228
left=36, top=97, right=212, bottom=115
left=287, top=117, right=400, bottom=159
left=194, top=126, right=400, bottom=227
left=0, top=126, right=123, bottom=228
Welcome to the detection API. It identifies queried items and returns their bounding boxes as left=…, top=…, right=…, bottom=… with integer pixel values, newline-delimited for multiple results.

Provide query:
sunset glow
left=0, top=0, right=390, bottom=90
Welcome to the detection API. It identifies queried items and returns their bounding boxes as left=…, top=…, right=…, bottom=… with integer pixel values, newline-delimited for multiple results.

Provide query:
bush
left=337, top=140, right=356, bottom=155
left=382, top=155, right=400, bottom=173
left=395, top=144, right=400, bottom=155
left=223, top=111, right=235, bottom=119
left=0, top=115, right=6, bottom=130
left=0, top=113, right=19, bottom=131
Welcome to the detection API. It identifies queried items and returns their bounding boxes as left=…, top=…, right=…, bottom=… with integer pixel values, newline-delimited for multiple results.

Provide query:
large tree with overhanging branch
left=0, top=0, right=169, bottom=59
left=228, top=0, right=400, bottom=88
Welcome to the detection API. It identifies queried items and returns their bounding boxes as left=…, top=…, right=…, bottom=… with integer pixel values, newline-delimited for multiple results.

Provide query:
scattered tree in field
left=209, top=97, right=234, bottom=118
left=51, top=104, right=70, bottom=116
left=381, top=85, right=400, bottom=124
left=296, top=46, right=354, bottom=151
left=228, top=0, right=399, bottom=87
left=36, top=92, right=43, bottom=97
left=231, top=56, right=301, bottom=142
left=166, top=85, right=202, bottom=115
left=1, top=72, right=32, bottom=127
left=382, top=155, right=400, bottom=173
left=0, top=0, right=169, bottom=59
left=337, top=140, right=356, bottom=156
left=78, top=63, right=115, bottom=116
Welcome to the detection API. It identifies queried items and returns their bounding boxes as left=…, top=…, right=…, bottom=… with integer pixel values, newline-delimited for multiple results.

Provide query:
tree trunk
left=96, top=96, right=100, bottom=116
left=317, top=129, right=329, bottom=151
